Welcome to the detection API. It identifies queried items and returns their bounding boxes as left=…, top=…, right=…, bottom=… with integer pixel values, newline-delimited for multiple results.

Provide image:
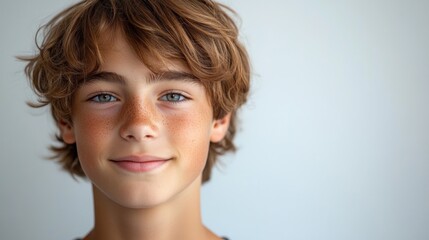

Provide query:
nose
left=119, top=98, right=159, bottom=142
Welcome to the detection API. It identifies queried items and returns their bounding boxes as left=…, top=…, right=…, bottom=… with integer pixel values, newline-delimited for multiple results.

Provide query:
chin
left=90, top=168, right=202, bottom=210
left=102, top=185, right=175, bottom=209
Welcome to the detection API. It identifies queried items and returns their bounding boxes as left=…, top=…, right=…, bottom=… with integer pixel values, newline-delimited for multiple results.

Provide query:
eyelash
left=89, top=93, right=118, bottom=103
left=159, top=92, right=189, bottom=103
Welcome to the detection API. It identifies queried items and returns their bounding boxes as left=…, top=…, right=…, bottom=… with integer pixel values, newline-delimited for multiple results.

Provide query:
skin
left=59, top=32, right=230, bottom=240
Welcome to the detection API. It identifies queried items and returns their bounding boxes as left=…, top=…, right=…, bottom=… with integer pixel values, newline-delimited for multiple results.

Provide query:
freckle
left=87, top=116, right=110, bottom=139
left=121, top=98, right=155, bottom=123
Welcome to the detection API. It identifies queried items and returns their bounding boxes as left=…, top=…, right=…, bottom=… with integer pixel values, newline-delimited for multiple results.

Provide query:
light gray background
left=1, top=0, right=429, bottom=239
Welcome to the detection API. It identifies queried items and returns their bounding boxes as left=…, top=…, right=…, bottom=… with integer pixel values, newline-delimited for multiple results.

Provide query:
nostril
left=125, top=134, right=135, bottom=140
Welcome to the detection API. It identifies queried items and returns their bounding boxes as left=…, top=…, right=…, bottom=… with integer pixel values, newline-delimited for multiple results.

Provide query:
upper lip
left=110, top=155, right=171, bottom=162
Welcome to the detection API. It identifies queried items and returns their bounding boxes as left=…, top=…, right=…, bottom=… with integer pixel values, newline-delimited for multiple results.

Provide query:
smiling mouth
left=111, top=160, right=168, bottom=172
left=110, top=156, right=171, bottom=173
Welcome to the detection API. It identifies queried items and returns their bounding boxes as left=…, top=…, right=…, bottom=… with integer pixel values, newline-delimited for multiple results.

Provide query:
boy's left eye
left=160, top=92, right=187, bottom=102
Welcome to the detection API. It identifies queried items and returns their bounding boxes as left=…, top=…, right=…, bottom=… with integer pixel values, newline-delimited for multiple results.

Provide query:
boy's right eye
left=90, top=94, right=118, bottom=103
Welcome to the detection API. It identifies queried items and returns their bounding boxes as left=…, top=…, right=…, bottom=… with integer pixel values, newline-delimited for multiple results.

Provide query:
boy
left=22, top=0, right=250, bottom=239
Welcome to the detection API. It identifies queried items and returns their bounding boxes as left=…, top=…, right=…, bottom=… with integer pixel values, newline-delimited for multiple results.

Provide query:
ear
left=58, top=119, right=76, bottom=144
left=210, top=113, right=231, bottom=143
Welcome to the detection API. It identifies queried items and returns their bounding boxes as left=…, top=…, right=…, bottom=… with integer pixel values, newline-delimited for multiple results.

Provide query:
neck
left=84, top=176, right=217, bottom=240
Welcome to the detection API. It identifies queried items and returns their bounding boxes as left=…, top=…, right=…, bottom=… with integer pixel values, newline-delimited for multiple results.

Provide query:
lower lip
left=111, top=160, right=168, bottom=172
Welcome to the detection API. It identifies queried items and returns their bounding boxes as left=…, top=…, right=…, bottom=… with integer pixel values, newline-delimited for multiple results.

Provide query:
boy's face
left=59, top=33, right=230, bottom=208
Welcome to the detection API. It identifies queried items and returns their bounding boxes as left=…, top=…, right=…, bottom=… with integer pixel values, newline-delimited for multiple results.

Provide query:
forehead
left=96, top=29, right=191, bottom=75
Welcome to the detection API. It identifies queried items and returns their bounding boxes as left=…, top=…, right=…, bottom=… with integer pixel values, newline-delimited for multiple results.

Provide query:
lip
left=110, top=155, right=171, bottom=173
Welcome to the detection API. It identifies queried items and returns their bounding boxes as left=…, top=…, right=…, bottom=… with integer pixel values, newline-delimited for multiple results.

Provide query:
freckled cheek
left=164, top=111, right=212, bottom=169
left=72, top=110, right=116, bottom=165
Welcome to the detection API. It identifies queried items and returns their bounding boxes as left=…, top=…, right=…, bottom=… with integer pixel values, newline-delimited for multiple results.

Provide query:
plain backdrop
left=1, top=0, right=429, bottom=239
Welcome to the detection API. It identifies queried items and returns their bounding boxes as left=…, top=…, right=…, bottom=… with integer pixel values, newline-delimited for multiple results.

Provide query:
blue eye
left=90, top=94, right=118, bottom=103
left=160, top=92, right=187, bottom=102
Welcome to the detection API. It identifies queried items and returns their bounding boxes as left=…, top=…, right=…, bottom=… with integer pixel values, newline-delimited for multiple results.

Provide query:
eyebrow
left=84, top=70, right=199, bottom=85
left=150, top=71, right=198, bottom=83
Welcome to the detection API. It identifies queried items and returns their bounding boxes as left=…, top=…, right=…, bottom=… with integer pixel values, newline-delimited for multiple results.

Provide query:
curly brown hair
left=21, top=0, right=250, bottom=183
